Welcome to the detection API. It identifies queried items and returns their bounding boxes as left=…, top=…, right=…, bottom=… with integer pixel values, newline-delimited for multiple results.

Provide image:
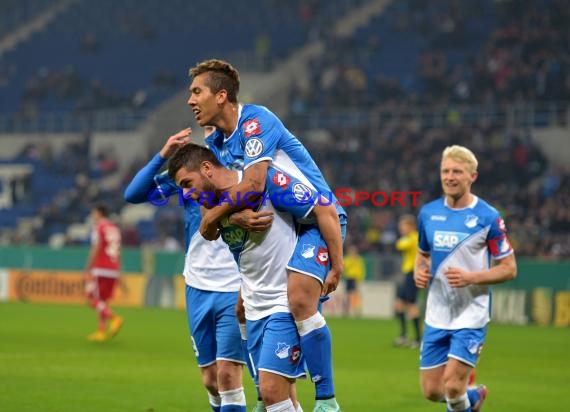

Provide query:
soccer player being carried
left=84, top=203, right=124, bottom=342
left=182, top=59, right=346, bottom=412
left=414, top=145, right=517, bottom=412
left=168, top=143, right=346, bottom=412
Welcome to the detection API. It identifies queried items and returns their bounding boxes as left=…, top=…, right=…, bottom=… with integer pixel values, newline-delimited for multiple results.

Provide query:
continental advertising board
left=5, top=269, right=146, bottom=307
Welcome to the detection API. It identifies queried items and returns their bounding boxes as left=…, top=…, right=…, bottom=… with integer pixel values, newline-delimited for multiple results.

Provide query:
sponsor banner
left=7, top=270, right=146, bottom=307
left=174, top=276, right=186, bottom=310
left=491, top=288, right=570, bottom=327
left=322, top=281, right=395, bottom=319
left=0, top=269, right=8, bottom=301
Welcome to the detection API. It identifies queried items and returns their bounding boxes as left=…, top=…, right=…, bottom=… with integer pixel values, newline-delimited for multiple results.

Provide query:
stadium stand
left=0, top=0, right=568, bottom=260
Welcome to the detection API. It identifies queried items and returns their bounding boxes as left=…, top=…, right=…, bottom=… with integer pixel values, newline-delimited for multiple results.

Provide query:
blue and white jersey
left=418, top=195, right=514, bottom=330
left=218, top=171, right=297, bottom=321
left=124, top=153, right=240, bottom=293
left=205, top=104, right=346, bottom=222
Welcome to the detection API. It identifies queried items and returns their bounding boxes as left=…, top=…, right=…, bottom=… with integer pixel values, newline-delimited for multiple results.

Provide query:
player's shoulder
left=473, top=196, right=501, bottom=222
left=419, top=197, right=445, bottom=216
left=240, top=104, right=280, bottom=129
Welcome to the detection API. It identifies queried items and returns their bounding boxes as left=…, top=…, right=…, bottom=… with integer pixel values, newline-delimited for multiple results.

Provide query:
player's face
left=174, top=167, right=218, bottom=208
left=440, top=158, right=477, bottom=200
left=188, top=73, right=222, bottom=127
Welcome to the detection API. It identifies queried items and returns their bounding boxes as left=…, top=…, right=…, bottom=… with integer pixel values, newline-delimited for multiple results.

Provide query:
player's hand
left=414, top=266, right=431, bottom=288
left=159, top=128, right=192, bottom=159
left=83, top=273, right=95, bottom=295
left=444, top=267, right=473, bottom=288
left=199, top=212, right=221, bottom=240
left=322, top=266, right=342, bottom=296
left=228, top=209, right=274, bottom=232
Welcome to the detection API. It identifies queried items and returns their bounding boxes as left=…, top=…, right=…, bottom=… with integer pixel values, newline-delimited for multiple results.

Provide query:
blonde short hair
left=442, top=145, right=478, bottom=173
left=399, top=214, right=416, bottom=228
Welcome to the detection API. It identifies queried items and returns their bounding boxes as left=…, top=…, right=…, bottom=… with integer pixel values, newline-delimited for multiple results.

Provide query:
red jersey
left=90, top=219, right=121, bottom=278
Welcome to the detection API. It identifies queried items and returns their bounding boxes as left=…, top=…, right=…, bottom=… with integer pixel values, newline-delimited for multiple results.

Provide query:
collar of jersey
left=444, top=195, right=478, bottom=211
left=223, top=104, right=243, bottom=142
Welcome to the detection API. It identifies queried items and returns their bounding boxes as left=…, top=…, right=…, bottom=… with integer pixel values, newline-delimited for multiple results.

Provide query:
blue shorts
left=186, top=285, right=245, bottom=367
left=287, top=215, right=347, bottom=283
left=246, top=312, right=306, bottom=384
left=396, top=272, right=418, bottom=303
left=420, top=324, right=488, bottom=369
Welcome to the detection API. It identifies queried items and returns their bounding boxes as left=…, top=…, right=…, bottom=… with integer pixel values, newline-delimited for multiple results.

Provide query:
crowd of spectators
left=296, top=119, right=570, bottom=260
left=290, top=0, right=570, bottom=112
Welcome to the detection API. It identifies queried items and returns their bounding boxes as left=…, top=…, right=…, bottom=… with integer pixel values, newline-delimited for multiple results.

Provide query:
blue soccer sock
left=446, top=393, right=471, bottom=411
left=466, top=387, right=481, bottom=407
left=295, top=312, right=335, bottom=399
left=220, top=387, right=246, bottom=412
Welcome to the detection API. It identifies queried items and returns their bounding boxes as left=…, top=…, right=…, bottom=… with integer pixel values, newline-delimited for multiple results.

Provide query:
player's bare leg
left=288, top=272, right=340, bottom=411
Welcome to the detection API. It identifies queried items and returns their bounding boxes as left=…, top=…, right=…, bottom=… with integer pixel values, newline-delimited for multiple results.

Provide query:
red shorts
left=88, top=276, right=117, bottom=301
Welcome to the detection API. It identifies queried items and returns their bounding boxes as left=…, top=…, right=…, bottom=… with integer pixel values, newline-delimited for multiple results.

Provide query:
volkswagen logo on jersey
left=464, top=214, right=479, bottom=228
left=292, top=183, right=312, bottom=202
left=244, top=138, right=263, bottom=158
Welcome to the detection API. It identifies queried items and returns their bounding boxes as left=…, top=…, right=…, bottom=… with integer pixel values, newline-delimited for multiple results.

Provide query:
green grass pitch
left=0, top=302, right=568, bottom=411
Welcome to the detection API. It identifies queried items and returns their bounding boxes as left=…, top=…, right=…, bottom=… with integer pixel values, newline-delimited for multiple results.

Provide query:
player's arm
left=445, top=253, right=517, bottom=288
left=395, top=235, right=412, bottom=252
left=200, top=161, right=269, bottom=239
left=124, top=128, right=191, bottom=203
left=312, top=202, right=344, bottom=296
left=84, top=236, right=101, bottom=277
left=414, top=251, right=431, bottom=288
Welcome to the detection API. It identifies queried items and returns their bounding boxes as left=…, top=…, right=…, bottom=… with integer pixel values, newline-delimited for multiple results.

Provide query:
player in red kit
left=84, top=203, right=124, bottom=342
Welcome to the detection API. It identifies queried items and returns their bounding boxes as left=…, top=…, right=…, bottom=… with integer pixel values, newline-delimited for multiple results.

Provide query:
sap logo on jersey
left=433, top=230, right=469, bottom=251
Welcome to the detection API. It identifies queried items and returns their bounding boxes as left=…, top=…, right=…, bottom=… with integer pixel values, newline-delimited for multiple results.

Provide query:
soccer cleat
left=393, top=336, right=409, bottom=347
left=87, top=330, right=108, bottom=342
left=108, top=315, right=124, bottom=338
left=407, top=340, right=421, bottom=349
left=313, top=398, right=341, bottom=412
left=471, top=384, right=487, bottom=412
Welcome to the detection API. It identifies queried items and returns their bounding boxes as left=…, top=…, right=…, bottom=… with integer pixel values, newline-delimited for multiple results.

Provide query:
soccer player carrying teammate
left=169, top=143, right=338, bottom=412
left=393, top=214, right=421, bottom=348
left=414, top=145, right=517, bottom=412
left=124, top=129, right=248, bottom=412
left=84, top=203, right=123, bottom=342
left=184, top=59, right=345, bottom=412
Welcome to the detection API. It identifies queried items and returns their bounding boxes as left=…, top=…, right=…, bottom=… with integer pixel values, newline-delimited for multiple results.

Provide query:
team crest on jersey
left=275, top=342, right=290, bottom=359
left=464, top=214, right=479, bottom=228
left=272, top=171, right=291, bottom=189
left=290, top=345, right=301, bottom=363
left=468, top=340, right=484, bottom=356
left=301, top=244, right=315, bottom=258
left=292, top=183, right=313, bottom=202
left=316, top=247, right=329, bottom=266
left=433, top=231, right=469, bottom=251
left=244, top=138, right=263, bottom=158
left=243, top=118, right=261, bottom=137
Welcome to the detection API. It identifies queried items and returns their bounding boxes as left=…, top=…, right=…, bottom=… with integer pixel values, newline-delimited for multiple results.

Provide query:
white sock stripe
left=207, top=392, right=221, bottom=407
left=220, top=387, right=246, bottom=406
left=446, top=393, right=470, bottom=411
left=295, top=312, right=326, bottom=337
left=266, top=398, right=296, bottom=412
